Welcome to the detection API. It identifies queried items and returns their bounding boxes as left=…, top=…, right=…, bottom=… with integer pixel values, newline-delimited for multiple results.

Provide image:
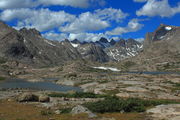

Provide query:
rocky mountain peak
left=19, top=28, right=41, bottom=37
left=115, top=39, right=126, bottom=47
left=99, top=37, right=109, bottom=43
left=110, top=39, right=116, bottom=45
left=144, top=24, right=179, bottom=47
left=71, top=39, right=81, bottom=44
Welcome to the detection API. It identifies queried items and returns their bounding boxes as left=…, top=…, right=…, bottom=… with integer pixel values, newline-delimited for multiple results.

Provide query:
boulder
left=18, top=93, right=38, bottom=102
left=71, top=105, right=97, bottom=118
left=39, top=95, right=50, bottom=102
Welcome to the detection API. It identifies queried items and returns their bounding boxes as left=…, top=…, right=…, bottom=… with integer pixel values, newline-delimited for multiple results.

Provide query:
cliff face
left=121, top=24, right=180, bottom=71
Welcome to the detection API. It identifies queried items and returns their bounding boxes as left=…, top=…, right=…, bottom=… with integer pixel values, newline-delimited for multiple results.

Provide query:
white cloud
left=0, top=0, right=106, bottom=9
left=106, top=19, right=144, bottom=35
left=42, top=31, right=68, bottom=41
left=38, top=0, right=90, bottom=8
left=60, top=12, right=110, bottom=33
left=95, top=8, right=128, bottom=22
left=68, top=33, right=108, bottom=42
left=0, top=0, right=36, bottom=9
left=61, top=8, right=128, bottom=33
left=0, top=8, right=75, bottom=31
left=43, top=32, right=109, bottom=42
left=135, top=38, right=144, bottom=42
left=136, top=0, right=180, bottom=17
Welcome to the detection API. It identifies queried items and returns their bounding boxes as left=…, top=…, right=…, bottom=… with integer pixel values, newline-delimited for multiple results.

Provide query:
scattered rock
left=71, top=105, right=97, bottom=118
left=39, top=95, right=50, bottom=102
left=18, top=93, right=38, bottom=102
left=146, top=104, right=180, bottom=120
left=18, top=93, right=50, bottom=103
left=116, top=93, right=130, bottom=98
left=54, top=110, right=61, bottom=115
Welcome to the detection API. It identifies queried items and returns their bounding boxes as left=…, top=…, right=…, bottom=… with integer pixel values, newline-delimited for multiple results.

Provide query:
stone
left=71, top=105, right=97, bottom=118
left=146, top=104, right=180, bottom=120
left=18, top=93, right=38, bottom=102
left=54, top=110, right=61, bottom=115
left=39, top=95, right=50, bottom=102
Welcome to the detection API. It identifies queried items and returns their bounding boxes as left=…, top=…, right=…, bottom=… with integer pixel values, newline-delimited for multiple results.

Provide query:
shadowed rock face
left=0, top=21, right=82, bottom=66
left=76, top=43, right=110, bottom=62
left=144, top=24, right=180, bottom=47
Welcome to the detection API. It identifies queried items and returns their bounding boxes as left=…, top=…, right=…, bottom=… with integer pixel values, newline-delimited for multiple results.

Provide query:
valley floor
left=0, top=64, right=180, bottom=120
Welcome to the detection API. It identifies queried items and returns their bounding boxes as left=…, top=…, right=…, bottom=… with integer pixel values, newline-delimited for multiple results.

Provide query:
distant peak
left=99, top=37, right=108, bottom=43
left=110, top=39, right=116, bottom=45
left=71, top=39, right=81, bottom=44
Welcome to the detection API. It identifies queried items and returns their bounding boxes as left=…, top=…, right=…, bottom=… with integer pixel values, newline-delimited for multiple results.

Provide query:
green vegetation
left=48, top=92, right=108, bottom=98
left=40, top=110, right=53, bottom=116
left=60, top=108, right=72, bottom=114
left=84, top=96, right=180, bottom=113
left=0, top=76, right=5, bottom=81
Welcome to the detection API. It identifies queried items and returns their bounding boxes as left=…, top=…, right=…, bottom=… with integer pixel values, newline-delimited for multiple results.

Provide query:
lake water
left=124, top=71, right=180, bottom=75
left=0, top=78, right=82, bottom=92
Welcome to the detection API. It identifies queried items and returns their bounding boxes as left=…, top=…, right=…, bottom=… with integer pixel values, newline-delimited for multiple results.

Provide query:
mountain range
left=0, top=21, right=179, bottom=70
left=0, top=21, right=143, bottom=67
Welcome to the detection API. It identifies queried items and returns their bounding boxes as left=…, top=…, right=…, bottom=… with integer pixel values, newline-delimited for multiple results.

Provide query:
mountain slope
left=118, top=24, right=180, bottom=71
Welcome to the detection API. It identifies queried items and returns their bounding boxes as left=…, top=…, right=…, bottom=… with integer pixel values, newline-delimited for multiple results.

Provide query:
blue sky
left=0, top=0, right=180, bottom=42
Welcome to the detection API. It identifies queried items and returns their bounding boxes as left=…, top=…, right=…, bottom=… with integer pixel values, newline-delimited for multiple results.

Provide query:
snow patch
left=44, top=40, right=56, bottom=47
left=165, top=26, right=172, bottom=31
left=71, top=43, right=79, bottom=48
left=93, top=66, right=121, bottom=72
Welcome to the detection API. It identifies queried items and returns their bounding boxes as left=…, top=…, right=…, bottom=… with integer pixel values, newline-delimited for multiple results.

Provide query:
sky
left=0, top=0, right=180, bottom=42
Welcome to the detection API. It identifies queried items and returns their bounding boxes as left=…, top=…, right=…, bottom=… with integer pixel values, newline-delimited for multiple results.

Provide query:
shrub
left=48, top=92, right=107, bottom=98
left=60, top=108, right=72, bottom=114
left=83, top=97, right=180, bottom=113
left=40, top=110, right=53, bottom=116
left=0, top=76, right=5, bottom=81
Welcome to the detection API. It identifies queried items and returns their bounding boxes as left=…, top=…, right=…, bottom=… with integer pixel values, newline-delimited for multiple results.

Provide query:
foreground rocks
left=18, top=93, right=50, bottom=102
left=71, top=105, right=97, bottom=118
left=147, top=104, right=180, bottom=120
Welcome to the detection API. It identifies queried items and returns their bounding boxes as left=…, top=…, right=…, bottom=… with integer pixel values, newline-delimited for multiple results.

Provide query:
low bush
left=60, top=108, right=72, bottom=114
left=0, top=76, right=5, bottom=81
left=40, top=110, right=53, bottom=116
left=83, top=96, right=180, bottom=113
left=48, top=92, right=107, bottom=98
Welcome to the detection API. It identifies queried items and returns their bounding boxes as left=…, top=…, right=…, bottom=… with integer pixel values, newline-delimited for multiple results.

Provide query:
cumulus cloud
left=68, top=33, right=108, bottom=42
left=0, top=0, right=106, bottom=9
left=135, top=38, right=144, bottom=42
left=106, top=19, right=144, bottom=35
left=61, top=8, right=128, bottom=33
left=95, top=8, right=128, bottom=22
left=60, top=12, right=110, bottom=33
left=42, top=31, right=68, bottom=41
left=136, top=0, right=180, bottom=17
left=0, top=0, right=37, bottom=9
left=43, top=32, right=108, bottom=42
left=0, top=8, right=75, bottom=31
